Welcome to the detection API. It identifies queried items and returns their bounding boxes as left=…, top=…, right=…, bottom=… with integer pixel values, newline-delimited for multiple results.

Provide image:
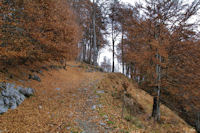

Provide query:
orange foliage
left=0, top=0, right=81, bottom=67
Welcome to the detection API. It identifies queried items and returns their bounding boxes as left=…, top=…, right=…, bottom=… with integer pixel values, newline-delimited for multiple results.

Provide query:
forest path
left=0, top=62, right=196, bottom=133
left=0, top=62, right=109, bottom=133
left=74, top=73, right=111, bottom=133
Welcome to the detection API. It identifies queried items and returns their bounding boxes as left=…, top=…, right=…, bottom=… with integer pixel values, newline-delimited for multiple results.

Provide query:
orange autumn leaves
left=0, top=0, right=81, bottom=66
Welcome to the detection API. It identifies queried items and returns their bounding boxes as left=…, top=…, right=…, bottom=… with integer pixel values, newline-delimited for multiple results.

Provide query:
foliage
left=0, top=0, right=80, bottom=67
left=115, top=0, right=200, bottom=129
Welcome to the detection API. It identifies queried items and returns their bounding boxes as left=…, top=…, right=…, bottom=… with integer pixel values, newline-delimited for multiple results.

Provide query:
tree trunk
left=152, top=96, right=160, bottom=121
left=121, top=28, right=124, bottom=74
left=92, top=0, right=98, bottom=66
left=196, top=112, right=200, bottom=133
left=112, top=39, right=115, bottom=72
left=126, top=64, right=130, bottom=77
left=82, top=43, right=86, bottom=62
left=88, top=25, right=92, bottom=64
left=112, top=19, right=115, bottom=72
left=152, top=52, right=161, bottom=121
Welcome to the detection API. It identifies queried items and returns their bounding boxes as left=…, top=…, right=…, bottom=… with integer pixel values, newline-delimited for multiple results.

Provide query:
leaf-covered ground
left=0, top=62, right=196, bottom=133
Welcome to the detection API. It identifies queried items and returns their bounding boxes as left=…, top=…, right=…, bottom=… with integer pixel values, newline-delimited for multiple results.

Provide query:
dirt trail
left=75, top=77, right=110, bottom=133
left=0, top=62, right=196, bottom=133
left=0, top=62, right=108, bottom=133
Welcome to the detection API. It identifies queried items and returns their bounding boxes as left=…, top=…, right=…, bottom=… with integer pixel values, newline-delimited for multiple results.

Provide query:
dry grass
left=96, top=73, right=196, bottom=133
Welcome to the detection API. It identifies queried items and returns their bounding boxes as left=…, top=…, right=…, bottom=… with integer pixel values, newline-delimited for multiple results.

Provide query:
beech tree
left=1, top=0, right=80, bottom=68
left=71, top=0, right=107, bottom=65
left=109, top=0, right=121, bottom=72
left=118, top=0, right=200, bottom=124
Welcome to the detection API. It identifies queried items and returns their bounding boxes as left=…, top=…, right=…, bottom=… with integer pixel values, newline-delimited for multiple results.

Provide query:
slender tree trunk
left=92, top=0, right=98, bottom=66
left=88, top=25, right=92, bottom=64
left=152, top=10, right=162, bottom=120
left=112, top=19, right=115, bottom=72
left=121, top=28, right=124, bottom=74
left=126, top=64, right=129, bottom=77
left=82, top=43, right=86, bottom=62
left=152, top=52, right=161, bottom=121
left=196, top=112, right=200, bottom=133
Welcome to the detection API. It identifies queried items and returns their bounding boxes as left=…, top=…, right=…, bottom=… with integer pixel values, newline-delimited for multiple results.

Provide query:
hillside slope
left=0, top=62, right=195, bottom=132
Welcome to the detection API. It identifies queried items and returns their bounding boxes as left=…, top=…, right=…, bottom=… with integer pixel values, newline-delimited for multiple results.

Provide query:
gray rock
left=9, top=97, right=17, bottom=109
left=39, top=105, right=42, bottom=109
left=1, top=84, right=26, bottom=110
left=91, top=105, right=96, bottom=110
left=56, top=88, right=61, bottom=91
left=18, top=87, right=34, bottom=97
left=0, top=82, right=34, bottom=114
left=86, top=69, right=94, bottom=73
left=96, top=90, right=105, bottom=94
left=38, top=70, right=43, bottom=74
left=66, top=126, right=71, bottom=130
left=32, top=75, right=41, bottom=82
left=0, top=95, right=8, bottom=114
left=3, top=97, right=9, bottom=105
left=0, top=82, right=9, bottom=90
left=100, top=122, right=106, bottom=126
left=103, top=115, right=108, bottom=119
left=95, top=95, right=100, bottom=99
left=83, top=88, right=88, bottom=91
left=98, top=104, right=102, bottom=108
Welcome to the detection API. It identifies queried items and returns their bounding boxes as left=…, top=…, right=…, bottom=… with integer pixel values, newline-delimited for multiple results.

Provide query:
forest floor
left=0, top=61, right=196, bottom=133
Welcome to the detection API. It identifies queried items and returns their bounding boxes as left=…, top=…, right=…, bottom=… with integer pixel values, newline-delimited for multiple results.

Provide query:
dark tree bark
left=196, top=112, right=200, bottom=133
left=152, top=96, right=160, bottom=121
left=121, top=28, right=124, bottom=74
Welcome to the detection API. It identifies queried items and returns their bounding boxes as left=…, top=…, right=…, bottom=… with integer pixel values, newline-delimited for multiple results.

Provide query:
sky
left=98, top=0, right=200, bottom=72
left=121, top=0, right=138, bottom=5
left=98, top=0, right=139, bottom=72
left=98, top=0, right=146, bottom=72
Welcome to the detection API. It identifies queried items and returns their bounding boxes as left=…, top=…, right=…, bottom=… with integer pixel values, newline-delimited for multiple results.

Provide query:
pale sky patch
left=98, top=0, right=200, bottom=72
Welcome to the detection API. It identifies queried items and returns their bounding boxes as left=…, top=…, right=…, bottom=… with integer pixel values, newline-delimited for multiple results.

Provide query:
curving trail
left=0, top=62, right=196, bottom=133
left=0, top=62, right=107, bottom=133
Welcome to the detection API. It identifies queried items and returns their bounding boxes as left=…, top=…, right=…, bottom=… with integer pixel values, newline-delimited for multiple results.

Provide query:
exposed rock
left=32, top=75, right=41, bottom=82
left=100, top=122, right=106, bottom=126
left=83, top=88, right=88, bottom=91
left=103, top=115, right=108, bottom=119
left=0, top=95, right=8, bottom=114
left=55, top=88, right=61, bottom=91
left=18, top=86, right=34, bottom=97
left=91, top=105, right=96, bottom=110
left=49, top=65, right=63, bottom=70
left=98, top=104, right=102, bottom=108
left=66, top=126, right=71, bottom=130
left=38, top=105, right=42, bottom=109
left=38, top=70, right=43, bottom=75
left=96, top=90, right=104, bottom=94
left=0, top=82, right=34, bottom=114
left=86, top=69, right=95, bottom=73
left=29, top=74, right=41, bottom=82
left=41, top=66, right=49, bottom=71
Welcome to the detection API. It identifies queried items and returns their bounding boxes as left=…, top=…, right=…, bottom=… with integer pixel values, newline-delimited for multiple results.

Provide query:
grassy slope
left=0, top=62, right=196, bottom=132
left=96, top=73, right=196, bottom=133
